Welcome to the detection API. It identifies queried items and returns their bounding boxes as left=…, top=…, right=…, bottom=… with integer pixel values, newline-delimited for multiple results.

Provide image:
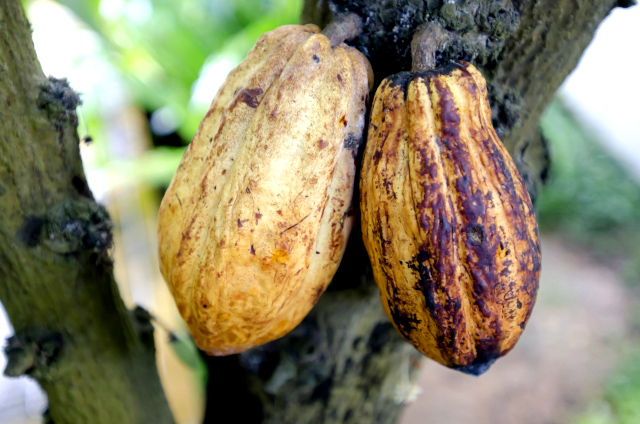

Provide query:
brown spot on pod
left=360, top=61, right=540, bottom=374
left=237, top=88, right=264, bottom=108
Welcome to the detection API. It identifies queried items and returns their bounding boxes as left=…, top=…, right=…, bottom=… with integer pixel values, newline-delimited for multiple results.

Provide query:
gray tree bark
left=0, top=1, right=174, bottom=423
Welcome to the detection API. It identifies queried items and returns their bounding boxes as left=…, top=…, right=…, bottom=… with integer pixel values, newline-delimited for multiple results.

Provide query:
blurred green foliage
left=50, top=0, right=302, bottom=138
left=538, top=100, right=640, bottom=271
left=25, top=0, right=302, bottom=188
left=573, top=343, right=640, bottom=424
left=539, top=102, right=640, bottom=424
left=168, top=331, right=208, bottom=382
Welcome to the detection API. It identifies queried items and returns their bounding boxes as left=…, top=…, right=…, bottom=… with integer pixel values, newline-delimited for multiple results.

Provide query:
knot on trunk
left=4, top=328, right=64, bottom=378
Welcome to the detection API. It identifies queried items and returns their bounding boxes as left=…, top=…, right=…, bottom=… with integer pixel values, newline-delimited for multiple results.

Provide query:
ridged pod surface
left=360, top=62, right=540, bottom=375
left=158, top=24, right=373, bottom=355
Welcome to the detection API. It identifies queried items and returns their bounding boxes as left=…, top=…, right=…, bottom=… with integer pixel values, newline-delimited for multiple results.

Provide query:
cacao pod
left=158, top=24, right=373, bottom=355
left=360, top=62, right=541, bottom=375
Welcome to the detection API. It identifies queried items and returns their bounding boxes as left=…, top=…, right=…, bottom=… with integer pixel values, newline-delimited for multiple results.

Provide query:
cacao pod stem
left=322, top=13, right=363, bottom=47
left=410, top=22, right=454, bottom=71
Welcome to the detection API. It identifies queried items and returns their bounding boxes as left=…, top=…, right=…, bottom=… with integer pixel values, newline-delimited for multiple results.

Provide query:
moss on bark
left=0, top=1, right=174, bottom=422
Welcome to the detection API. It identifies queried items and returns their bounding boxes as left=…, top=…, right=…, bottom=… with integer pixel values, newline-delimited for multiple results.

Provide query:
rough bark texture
left=201, top=1, right=628, bottom=423
left=0, top=1, right=174, bottom=423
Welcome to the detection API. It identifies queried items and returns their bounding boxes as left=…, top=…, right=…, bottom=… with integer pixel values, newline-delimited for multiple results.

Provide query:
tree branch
left=0, top=1, right=174, bottom=422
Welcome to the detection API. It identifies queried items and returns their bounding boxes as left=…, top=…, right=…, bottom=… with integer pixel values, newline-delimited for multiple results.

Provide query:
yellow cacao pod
left=158, top=24, right=373, bottom=355
left=360, top=62, right=540, bottom=375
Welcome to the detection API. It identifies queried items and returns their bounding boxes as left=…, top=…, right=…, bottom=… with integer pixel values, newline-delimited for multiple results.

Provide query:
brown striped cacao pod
left=158, top=24, right=373, bottom=355
left=360, top=62, right=541, bottom=375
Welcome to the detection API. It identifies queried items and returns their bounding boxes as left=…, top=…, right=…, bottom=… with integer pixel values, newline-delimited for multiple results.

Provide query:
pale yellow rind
left=158, top=25, right=372, bottom=355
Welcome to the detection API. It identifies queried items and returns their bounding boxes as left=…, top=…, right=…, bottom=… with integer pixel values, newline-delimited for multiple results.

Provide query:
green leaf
left=168, top=332, right=208, bottom=385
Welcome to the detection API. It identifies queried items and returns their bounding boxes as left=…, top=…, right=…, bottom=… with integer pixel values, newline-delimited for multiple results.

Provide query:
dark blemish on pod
left=428, top=62, right=465, bottom=79
left=453, top=357, right=497, bottom=376
left=337, top=74, right=342, bottom=83
left=467, top=224, right=485, bottom=245
left=199, top=177, right=209, bottom=196
left=419, top=208, right=430, bottom=231
left=376, top=209, right=392, bottom=258
left=246, top=187, right=251, bottom=194
left=383, top=180, right=396, bottom=199
left=434, top=80, right=461, bottom=139
left=238, top=88, right=263, bottom=108
left=418, top=149, right=438, bottom=178
left=312, top=54, right=320, bottom=63
left=386, top=72, right=412, bottom=91
left=409, top=249, right=437, bottom=314
left=237, top=219, right=243, bottom=228
left=222, top=169, right=226, bottom=175
left=344, top=133, right=360, bottom=150
left=250, top=245, right=255, bottom=255
left=474, top=295, right=493, bottom=319
left=517, top=299, right=522, bottom=309
left=387, top=299, right=421, bottom=338
left=318, top=139, right=326, bottom=149
left=311, top=286, right=324, bottom=304
left=373, top=150, right=383, bottom=164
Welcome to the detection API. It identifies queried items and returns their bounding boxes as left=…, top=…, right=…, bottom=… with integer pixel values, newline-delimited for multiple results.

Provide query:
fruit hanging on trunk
left=158, top=21, right=372, bottom=355
left=360, top=59, right=541, bottom=375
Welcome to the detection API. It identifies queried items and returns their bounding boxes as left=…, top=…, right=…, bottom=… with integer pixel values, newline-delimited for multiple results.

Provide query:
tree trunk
left=202, top=0, right=630, bottom=423
left=0, top=1, right=174, bottom=423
